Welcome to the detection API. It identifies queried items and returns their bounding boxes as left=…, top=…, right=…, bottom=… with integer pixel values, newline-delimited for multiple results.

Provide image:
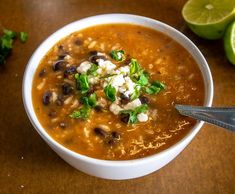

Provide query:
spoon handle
left=175, top=105, right=235, bottom=132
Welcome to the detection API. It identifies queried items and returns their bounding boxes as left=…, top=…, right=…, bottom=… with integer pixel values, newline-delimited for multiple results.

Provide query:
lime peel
left=182, top=0, right=235, bottom=39
left=224, top=21, right=235, bottom=65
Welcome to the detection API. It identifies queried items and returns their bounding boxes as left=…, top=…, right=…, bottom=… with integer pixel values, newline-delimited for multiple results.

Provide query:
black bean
left=64, top=66, right=77, bottom=77
left=58, top=54, right=67, bottom=60
left=59, top=122, right=67, bottom=129
left=94, top=105, right=103, bottom=112
left=106, top=134, right=120, bottom=145
left=89, top=55, right=107, bottom=64
left=39, top=69, right=46, bottom=77
left=58, top=45, right=69, bottom=59
left=58, top=45, right=64, bottom=51
left=120, top=113, right=129, bottom=124
left=74, top=39, right=83, bottom=46
left=106, top=138, right=116, bottom=145
left=89, top=50, right=98, bottom=56
left=52, top=60, right=66, bottom=71
left=48, top=110, right=57, bottom=117
left=94, top=127, right=109, bottom=138
left=111, top=131, right=120, bottom=139
left=62, top=83, right=73, bottom=95
left=139, top=96, right=150, bottom=104
left=120, top=93, right=130, bottom=105
left=42, top=91, right=52, bottom=105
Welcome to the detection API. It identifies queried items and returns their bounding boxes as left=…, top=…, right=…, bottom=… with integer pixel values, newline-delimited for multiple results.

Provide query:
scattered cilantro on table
left=0, top=29, right=28, bottom=65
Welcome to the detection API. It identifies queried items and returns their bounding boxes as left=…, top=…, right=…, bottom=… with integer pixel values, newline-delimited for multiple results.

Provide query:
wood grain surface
left=0, top=0, right=234, bottom=193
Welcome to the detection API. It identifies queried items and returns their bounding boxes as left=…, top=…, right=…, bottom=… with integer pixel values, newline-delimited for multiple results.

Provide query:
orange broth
left=32, top=24, right=204, bottom=160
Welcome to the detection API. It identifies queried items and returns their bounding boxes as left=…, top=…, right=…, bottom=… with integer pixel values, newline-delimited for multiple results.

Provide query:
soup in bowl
left=23, top=14, right=213, bottom=179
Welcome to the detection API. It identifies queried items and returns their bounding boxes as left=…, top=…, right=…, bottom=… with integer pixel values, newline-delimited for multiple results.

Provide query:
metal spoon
left=175, top=105, right=235, bottom=132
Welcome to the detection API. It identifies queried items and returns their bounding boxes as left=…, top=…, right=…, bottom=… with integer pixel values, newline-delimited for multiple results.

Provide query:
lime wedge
left=182, top=0, right=235, bottom=40
left=224, top=21, right=235, bottom=65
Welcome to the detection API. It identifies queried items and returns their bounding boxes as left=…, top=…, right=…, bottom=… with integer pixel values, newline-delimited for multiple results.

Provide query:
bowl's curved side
left=22, top=14, right=213, bottom=180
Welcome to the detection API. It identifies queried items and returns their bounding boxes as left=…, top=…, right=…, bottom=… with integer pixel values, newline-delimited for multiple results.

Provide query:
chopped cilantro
left=137, top=71, right=149, bottom=86
left=145, top=81, right=166, bottom=94
left=19, top=32, right=28, bottom=43
left=130, top=86, right=141, bottom=100
left=81, top=93, right=97, bottom=107
left=130, top=58, right=141, bottom=75
left=3, top=29, right=16, bottom=39
left=0, top=29, right=28, bottom=65
left=121, top=104, right=148, bottom=124
left=110, top=50, right=125, bottom=61
left=75, top=73, right=90, bottom=94
left=104, top=84, right=116, bottom=102
left=87, top=63, right=98, bottom=76
left=69, top=106, right=90, bottom=119
left=130, top=59, right=149, bottom=86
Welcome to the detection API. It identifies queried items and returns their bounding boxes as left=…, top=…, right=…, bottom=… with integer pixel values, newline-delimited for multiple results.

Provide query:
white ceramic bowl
left=22, top=14, right=213, bottom=180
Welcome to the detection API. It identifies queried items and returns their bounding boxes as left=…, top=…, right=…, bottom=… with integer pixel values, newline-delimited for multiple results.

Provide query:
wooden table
left=0, top=0, right=234, bottom=193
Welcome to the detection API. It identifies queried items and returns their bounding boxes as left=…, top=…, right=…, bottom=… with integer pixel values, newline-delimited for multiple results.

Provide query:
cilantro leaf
left=130, top=86, right=141, bottom=100
left=19, top=32, right=28, bottom=43
left=121, top=104, right=148, bottom=124
left=69, top=106, right=91, bottom=119
left=75, top=73, right=90, bottom=94
left=104, top=84, right=116, bottom=102
left=0, top=29, right=17, bottom=65
left=130, top=58, right=141, bottom=75
left=137, top=71, right=149, bottom=86
left=110, top=50, right=125, bottom=61
left=0, top=29, right=28, bottom=65
left=130, top=59, right=149, bottom=86
left=3, top=29, right=16, bottom=39
left=145, top=81, right=166, bottom=94
left=81, top=93, right=97, bottom=107
left=87, top=63, right=98, bottom=76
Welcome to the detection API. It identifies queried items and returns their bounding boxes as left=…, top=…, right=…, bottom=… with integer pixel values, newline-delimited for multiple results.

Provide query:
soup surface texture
left=32, top=24, right=204, bottom=160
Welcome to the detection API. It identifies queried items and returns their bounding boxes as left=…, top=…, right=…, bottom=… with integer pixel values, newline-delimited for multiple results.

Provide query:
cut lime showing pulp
left=224, top=21, right=235, bottom=65
left=182, top=0, right=235, bottom=40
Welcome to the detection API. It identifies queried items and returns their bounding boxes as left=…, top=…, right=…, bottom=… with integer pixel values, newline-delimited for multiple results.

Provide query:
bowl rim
left=22, top=13, right=213, bottom=166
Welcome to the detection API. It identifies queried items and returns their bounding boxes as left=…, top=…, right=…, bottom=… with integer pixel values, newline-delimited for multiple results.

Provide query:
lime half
left=224, top=21, right=235, bottom=65
left=182, top=0, right=235, bottom=40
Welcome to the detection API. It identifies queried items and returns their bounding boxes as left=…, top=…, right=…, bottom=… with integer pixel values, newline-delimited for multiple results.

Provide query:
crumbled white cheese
left=123, top=98, right=142, bottom=110
left=76, top=61, right=91, bottom=73
left=97, top=59, right=116, bottom=75
left=88, top=75, right=99, bottom=84
left=137, top=113, right=148, bottom=122
left=109, top=103, right=123, bottom=115
left=118, top=76, right=136, bottom=97
left=116, top=66, right=130, bottom=75
left=110, top=74, right=125, bottom=89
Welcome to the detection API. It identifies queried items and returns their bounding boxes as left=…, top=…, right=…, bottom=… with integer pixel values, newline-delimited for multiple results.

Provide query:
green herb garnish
left=0, top=29, right=28, bottom=65
left=137, top=71, right=149, bottom=86
left=121, top=104, right=149, bottom=124
left=75, top=73, right=90, bottom=94
left=145, top=81, right=166, bottom=94
left=130, top=59, right=149, bottom=86
left=110, top=50, right=125, bottom=61
left=130, top=58, right=141, bottom=75
left=87, top=63, right=98, bottom=76
left=0, top=29, right=16, bottom=65
left=130, top=86, right=141, bottom=100
left=69, top=106, right=91, bottom=119
left=104, top=84, right=116, bottom=102
left=81, top=93, right=97, bottom=107
left=19, top=32, right=28, bottom=43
